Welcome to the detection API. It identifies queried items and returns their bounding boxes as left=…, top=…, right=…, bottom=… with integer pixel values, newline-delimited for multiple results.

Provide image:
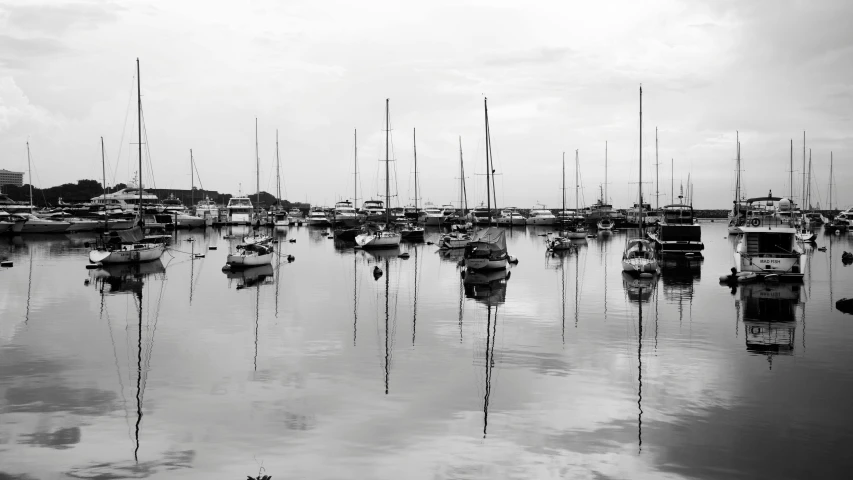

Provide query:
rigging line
left=112, top=74, right=136, bottom=186
left=139, top=106, right=157, bottom=191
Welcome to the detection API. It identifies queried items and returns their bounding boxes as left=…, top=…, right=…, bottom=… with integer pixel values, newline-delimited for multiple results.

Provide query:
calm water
left=2, top=222, right=853, bottom=479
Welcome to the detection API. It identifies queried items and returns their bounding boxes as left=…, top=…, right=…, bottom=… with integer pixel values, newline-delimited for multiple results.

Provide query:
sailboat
left=622, top=86, right=658, bottom=276
left=88, top=60, right=165, bottom=265
left=463, top=98, right=509, bottom=271
left=333, top=129, right=364, bottom=240
left=12, top=142, right=71, bottom=233
left=272, top=130, right=289, bottom=227
left=796, top=143, right=816, bottom=243
left=547, top=152, right=575, bottom=251
left=399, top=128, right=425, bottom=240
left=728, top=134, right=746, bottom=234
left=243, top=118, right=271, bottom=245
left=354, top=99, right=402, bottom=249
left=561, top=150, right=587, bottom=239
left=439, top=137, right=472, bottom=250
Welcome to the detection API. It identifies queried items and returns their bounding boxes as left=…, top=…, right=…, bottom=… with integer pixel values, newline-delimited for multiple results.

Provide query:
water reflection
left=464, top=268, right=509, bottom=437
left=737, top=282, right=803, bottom=368
left=621, top=271, right=657, bottom=453
left=88, top=260, right=167, bottom=462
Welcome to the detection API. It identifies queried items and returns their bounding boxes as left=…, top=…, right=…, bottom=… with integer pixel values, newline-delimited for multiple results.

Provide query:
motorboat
left=307, top=206, right=330, bottom=226
left=527, top=205, right=556, bottom=225
left=226, top=196, right=253, bottom=225
left=10, top=212, right=70, bottom=233
left=624, top=202, right=660, bottom=228
left=88, top=226, right=165, bottom=264
left=734, top=217, right=806, bottom=281
left=422, top=204, right=445, bottom=226
left=271, top=209, right=290, bottom=227
left=226, top=241, right=274, bottom=267
left=362, top=200, right=386, bottom=222
left=399, top=222, right=425, bottom=241
left=90, top=187, right=159, bottom=214
left=195, top=197, right=220, bottom=225
left=0, top=211, right=22, bottom=233
left=287, top=207, right=304, bottom=225
left=495, top=207, right=526, bottom=226
left=647, top=198, right=704, bottom=257
left=597, top=218, right=614, bottom=230
left=242, top=232, right=272, bottom=245
left=622, top=238, right=659, bottom=275
left=439, top=230, right=471, bottom=249
left=331, top=200, right=359, bottom=227
left=468, top=205, right=494, bottom=225
left=546, top=232, right=575, bottom=252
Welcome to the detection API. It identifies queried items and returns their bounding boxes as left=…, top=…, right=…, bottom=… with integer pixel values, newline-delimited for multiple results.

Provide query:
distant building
left=0, top=169, right=24, bottom=187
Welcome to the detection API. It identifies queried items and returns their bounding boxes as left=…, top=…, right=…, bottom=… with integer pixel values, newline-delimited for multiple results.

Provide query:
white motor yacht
left=11, top=213, right=70, bottom=233
left=527, top=205, right=556, bottom=225
left=735, top=224, right=806, bottom=280
left=91, top=187, right=159, bottom=214
left=331, top=200, right=359, bottom=227
left=226, top=196, right=253, bottom=225
left=362, top=200, right=386, bottom=222
left=195, top=197, right=220, bottom=226
left=495, top=207, right=527, bottom=226
left=422, top=204, right=444, bottom=225
left=307, top=207, right=330, bottom=226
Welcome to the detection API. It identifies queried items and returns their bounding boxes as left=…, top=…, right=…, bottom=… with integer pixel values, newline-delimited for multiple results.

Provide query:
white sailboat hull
left=89, top=243, right=165, bottom=264
left=621, top=258, right=658, bottom=274
left=14, top=220, right=70, bottom=233
left=355, top=231, right=401, bottom=249
left=226, top=251, right=274, bottom=267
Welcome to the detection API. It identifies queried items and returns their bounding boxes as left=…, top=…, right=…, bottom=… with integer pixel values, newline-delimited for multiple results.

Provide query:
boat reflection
left=222, top=264, right=274, bottom=289
left=738, top=282, right=803, bottom=365
left=463, top=268, right=509, bottom=437
left=87, top=257, right=166, bottom=461
left=621, top=271, right=658, bottom=303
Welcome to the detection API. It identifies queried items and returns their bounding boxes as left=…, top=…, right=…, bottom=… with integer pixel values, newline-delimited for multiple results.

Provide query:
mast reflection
left=464, top=268, right=509, bottom=438
left=621, top=271, right=657, bottom=453
left=88, top=260, right=166, bottom=462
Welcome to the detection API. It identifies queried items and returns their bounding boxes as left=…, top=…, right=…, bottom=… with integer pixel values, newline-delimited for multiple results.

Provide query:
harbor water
left=1, top=222, right=852, bottom=479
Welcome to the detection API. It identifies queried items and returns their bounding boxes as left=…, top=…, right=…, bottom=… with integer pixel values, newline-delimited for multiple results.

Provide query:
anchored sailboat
left=354, top=99, right=402, bottom=249
left=547, top=152, right=575, bottom=252
left=88, top=59, right=165, bottom=265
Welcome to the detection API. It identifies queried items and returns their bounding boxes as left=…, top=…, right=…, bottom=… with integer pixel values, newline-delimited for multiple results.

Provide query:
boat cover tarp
left=111, top=226, right=145, bottom=243
left=470, top=227, right=507, bottom=253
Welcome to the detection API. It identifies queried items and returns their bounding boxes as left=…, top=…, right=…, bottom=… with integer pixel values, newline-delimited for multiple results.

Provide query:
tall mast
left=801, top=131, right=806, bottom=210
left=255, top=118, right=260, bottom=209
left=102, top=137, right=108, bottom=229
left=574, top=149, right=579, bottom=213
left=829, top=152, right=833, bottom=211
left=639, top=85, right=643, bottom=232
left=735, top=132, right=740, bottom=215
left=276, top=130, right=281, bottom=204
left=789, top=139, right=793, bottom=203
left=808, top=149, right=812, bottom=210
left=190, top=149, right=194, bottom=206
left=655, top=127, right=659, bottom=209
left=562, top=152, right=566, bottom=214
left=605, top=141, right=608, bottom=204
left=459, top=137, right=463, bottom=211
left=26, top=141, right=32, bottom=207
left=671, top=158, right=673, bottom=207
left=484, top=98, right=491, bottom=226
left=354, top=129, right=358, bottom=205
left=385, top=99, right=390, bottom=225
left=137, top=58, right=143, bottom=218
left=413, top=128, right=418, bottom=213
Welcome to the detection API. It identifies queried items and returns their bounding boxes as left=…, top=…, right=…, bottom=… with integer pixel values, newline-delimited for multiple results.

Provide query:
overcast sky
left=0, top=0, right=850, bottom=209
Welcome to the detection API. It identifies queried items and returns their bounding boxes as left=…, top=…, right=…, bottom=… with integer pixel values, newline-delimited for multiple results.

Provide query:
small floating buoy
left=398, top=252, right=410, bottom=259
left=289, top=239, right=296, bottom=243
left=287, top=254, right=295, bottom=262
left=508, top=256, right=519, bottom=264
left=373, top=266, right=383, bottom=280
left=426, top=241, right=434, bottom=245
left=84, top=279, right=90, bottom=286
left=209, top=246, right=218, bottom=250
left=186, top=238, right=195, bottom=242
left=817, top=246, right=827, bottom=252
left=221, top=265, right=232, bottom=272
left=194, top=254, right=205, bottom=258
left=84, top=263, right=100, bottom=269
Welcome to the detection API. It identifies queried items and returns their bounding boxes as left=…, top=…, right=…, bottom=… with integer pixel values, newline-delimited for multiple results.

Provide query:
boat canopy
left=469, top=227, right=507, bottom=253
left=110, top=226, right=145, bottom=243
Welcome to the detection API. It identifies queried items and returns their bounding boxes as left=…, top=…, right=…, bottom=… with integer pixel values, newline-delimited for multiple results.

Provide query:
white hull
left=596, top=220, right=614, bottom=230
left=226, top=251, right=273, bottom=267
left=100, top=219, right=136, bottom=230
left=355, top=231, right=401, bottom=249
left=528, top=217, right=556, bottom=225
left=424, top=215, right=446, bottom=226
left=795, top=232, right=817, bottom=243
left=89, top=243, right=165, bottom=264
left=440, top=233, right=470, bottom=249
left=307, top=217, right=330, bottom=226
left=274, top=220, right=290, bottom=227
left=734, top=252, right=805, bottom=277
left=229, top=213, right=251, bottom=225
left=547, top=237, right=574, bottom=251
